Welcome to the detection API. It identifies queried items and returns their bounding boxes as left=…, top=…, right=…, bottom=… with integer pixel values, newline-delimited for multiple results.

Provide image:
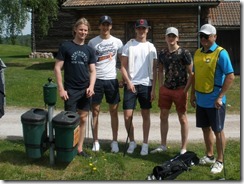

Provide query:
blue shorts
left=196, top=104, right=226, bottom=132
left=65, top=88, right=90, bottom=112
left=123, top=84, right=152, bottom=110
left=92, top=79, right=120, bottom=105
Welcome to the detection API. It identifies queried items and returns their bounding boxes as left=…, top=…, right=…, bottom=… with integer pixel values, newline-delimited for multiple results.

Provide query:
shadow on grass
left=3, top=55, right=30, bottom=58
left=25, top=61, right=55, bottom=70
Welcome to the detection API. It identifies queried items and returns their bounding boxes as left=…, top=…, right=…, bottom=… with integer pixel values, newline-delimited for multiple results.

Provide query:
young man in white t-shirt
left=120, top=19, right=158, bottom=156
left=88, top=15, right=123, bottom=153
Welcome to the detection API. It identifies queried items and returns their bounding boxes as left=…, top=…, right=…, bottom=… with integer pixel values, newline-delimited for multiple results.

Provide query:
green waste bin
left=21, top=108, right=48, bottom=158
left=52, top=111, right=80, bottom=162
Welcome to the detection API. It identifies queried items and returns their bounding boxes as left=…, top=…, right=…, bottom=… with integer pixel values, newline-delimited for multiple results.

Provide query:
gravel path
left=0, top=107, right=240, bottom=144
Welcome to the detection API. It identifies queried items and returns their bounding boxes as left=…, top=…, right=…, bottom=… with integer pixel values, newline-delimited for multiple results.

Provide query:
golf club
left=123, top=88, right=137, bottom=157
left=123, top=114, right=133, bottom=157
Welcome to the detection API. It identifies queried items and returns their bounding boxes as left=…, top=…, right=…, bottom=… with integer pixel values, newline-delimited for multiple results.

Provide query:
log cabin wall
left=35, top=6, right=208, bottom=56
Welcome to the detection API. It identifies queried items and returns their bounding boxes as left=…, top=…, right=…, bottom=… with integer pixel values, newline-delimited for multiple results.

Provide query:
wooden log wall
left=35, top=6, right=201, bottom=55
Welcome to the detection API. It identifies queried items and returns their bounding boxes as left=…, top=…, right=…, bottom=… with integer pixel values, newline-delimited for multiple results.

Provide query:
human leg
left=196, top=106, right=215, bottom=164
left=157, top=86, right=173, bottom=147
left=109, top=104, right=119, bottom=141
left=124, top=109, right=134, bottom=142
left=174, top=88, right=188, bottom=153
left=91, top=79, right=105, bottom=151
left=124, top=109, right=137, bottom=153
left=109, top=103, right=119, bottom=153
left=91, top=104, right=100, bottom=151
left=177, top=112, right=188, bottom=153
left=150, top=108, right=169, bottom=154
left=77, top=110, right=89, bottom=156
left=215, top=131, right=225, bottom=162
left=104, top=79, right=120, bottom=152
left=211, top=107, right=226, bottom=174
left=141, top=109, right=151, bottom=144
left=198, top=127, right=216, bottom=164
left=160, top=109, right=169, bottom=146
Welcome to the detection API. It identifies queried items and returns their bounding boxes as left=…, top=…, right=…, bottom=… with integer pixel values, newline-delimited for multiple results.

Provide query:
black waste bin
left=21, top=108, right=48, bottom=158
left=52, top=111, right=80, bottom=162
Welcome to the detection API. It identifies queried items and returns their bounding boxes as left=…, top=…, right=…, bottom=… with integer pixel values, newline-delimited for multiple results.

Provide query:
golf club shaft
left=123, top=111, right=133, bottom=157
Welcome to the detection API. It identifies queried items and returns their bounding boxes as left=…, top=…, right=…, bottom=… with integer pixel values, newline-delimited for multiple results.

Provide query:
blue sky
left=22, top=20, right=31, bottom=35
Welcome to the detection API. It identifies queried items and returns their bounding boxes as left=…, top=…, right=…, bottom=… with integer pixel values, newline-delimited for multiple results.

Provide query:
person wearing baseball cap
left=99, top=15, right=112, bottom=25
left=190, top=23, right=235, bottom=174
left=134, top=19, right=151, bottom=29
left=120, top=19, right=157, bottom=156
left=151, top=26, right=193, bottom=155
left=88, top=15, right=123, bottom=153
left=199, top=23, right=216, bottom=35
left=165, top=27, right=179, bottom=37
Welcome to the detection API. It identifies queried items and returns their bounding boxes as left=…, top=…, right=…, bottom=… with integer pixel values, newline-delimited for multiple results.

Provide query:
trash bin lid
left=21, top=108, right=47, bottom=123
left=52, top=111, right=80, bottom=126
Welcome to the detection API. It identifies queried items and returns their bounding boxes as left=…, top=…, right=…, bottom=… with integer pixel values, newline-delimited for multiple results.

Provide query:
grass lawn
left=0, top=139, right=240, bottom=180
left=0, top=44, right=240, bottom=114
left=0, top=44, right=241, bottom=181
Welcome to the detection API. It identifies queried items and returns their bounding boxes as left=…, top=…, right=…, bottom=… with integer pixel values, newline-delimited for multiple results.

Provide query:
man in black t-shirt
left=54, top=17, right=96, bottom=157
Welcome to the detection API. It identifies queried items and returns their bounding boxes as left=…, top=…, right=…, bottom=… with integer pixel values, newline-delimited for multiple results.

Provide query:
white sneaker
left=150, top=145, right=167, bottom=154
left=199, top=156, right=216, bottom=165
left=140, top=143, right=149, bottom=156
left=211, top=161, right=223, bottom=174
left=127, top=141, right=137, bottom=154
left=92, top=141, right=100, bottom=152
left=180, top=149, right=187, bottom=155
left=111, top=141, right=119, bottom=153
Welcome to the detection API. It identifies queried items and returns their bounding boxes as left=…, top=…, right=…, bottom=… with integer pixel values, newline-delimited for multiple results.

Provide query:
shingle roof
left=62, top=0, right=221, bottom=7
left=209, top=1, right=240, bottom=27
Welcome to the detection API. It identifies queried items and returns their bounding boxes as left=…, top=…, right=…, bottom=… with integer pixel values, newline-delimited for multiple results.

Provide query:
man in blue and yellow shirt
left=190, top=24, right=235, bottom=174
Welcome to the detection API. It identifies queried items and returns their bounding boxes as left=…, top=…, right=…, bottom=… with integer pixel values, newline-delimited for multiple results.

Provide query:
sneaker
left=92, top=142, right=100, bottom=152
left=140, top=143, right=149, bottom=156
left=127, top=141, right=137, bottom=154
left=180, top=149, right=187, bottom=155
left=199, top=155, right=216, bottom=165
left=77, top=151, right=89, bottom=158
left=150, top=145, right=167, bottom=154
left=111, top=141, right=119, bottom=153
left=210, top=161, right=223, bottom=174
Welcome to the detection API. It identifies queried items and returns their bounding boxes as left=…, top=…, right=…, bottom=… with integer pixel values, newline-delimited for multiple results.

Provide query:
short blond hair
left=72, top=17, right=91, bottom=37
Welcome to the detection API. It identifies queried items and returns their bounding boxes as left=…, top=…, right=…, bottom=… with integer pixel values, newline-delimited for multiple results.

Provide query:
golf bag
left=147, top=151, right=200, bottom=180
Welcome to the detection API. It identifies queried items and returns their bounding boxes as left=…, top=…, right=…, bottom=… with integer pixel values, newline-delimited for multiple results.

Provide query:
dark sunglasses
left=199, top=33, right=210, bottom=39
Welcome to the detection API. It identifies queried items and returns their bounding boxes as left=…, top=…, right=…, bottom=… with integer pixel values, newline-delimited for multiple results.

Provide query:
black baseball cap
left=135, top=19, right=151, bottom=28
left=99, top=15, right=112, bottom=24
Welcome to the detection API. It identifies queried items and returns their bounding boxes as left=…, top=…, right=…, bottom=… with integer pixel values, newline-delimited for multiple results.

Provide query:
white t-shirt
left=88, top=35, right=123, bottom=80
left=122, top=39, right=157, bottom=86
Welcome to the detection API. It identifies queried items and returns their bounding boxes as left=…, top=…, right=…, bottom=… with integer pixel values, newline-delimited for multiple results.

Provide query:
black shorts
left=64, top=88, right=90, bottom=112
left=123, top=84, right=152, bottom=110
left=92, top=79, right=120, bottom=105
left=196, top=104, right=226, bottom=132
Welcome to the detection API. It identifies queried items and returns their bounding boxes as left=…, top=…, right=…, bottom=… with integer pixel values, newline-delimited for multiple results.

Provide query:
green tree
left=24, top=0, right=59, bottom=36
left=0, top=0, right=62, bottom=46
left=0, top=0, right=29, bottom=45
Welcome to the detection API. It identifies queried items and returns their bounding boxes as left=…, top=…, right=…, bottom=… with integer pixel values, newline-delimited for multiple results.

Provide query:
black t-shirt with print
left=158, top=47, right=192, bottom=89
left=56, top=40, right=96, bottom=90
